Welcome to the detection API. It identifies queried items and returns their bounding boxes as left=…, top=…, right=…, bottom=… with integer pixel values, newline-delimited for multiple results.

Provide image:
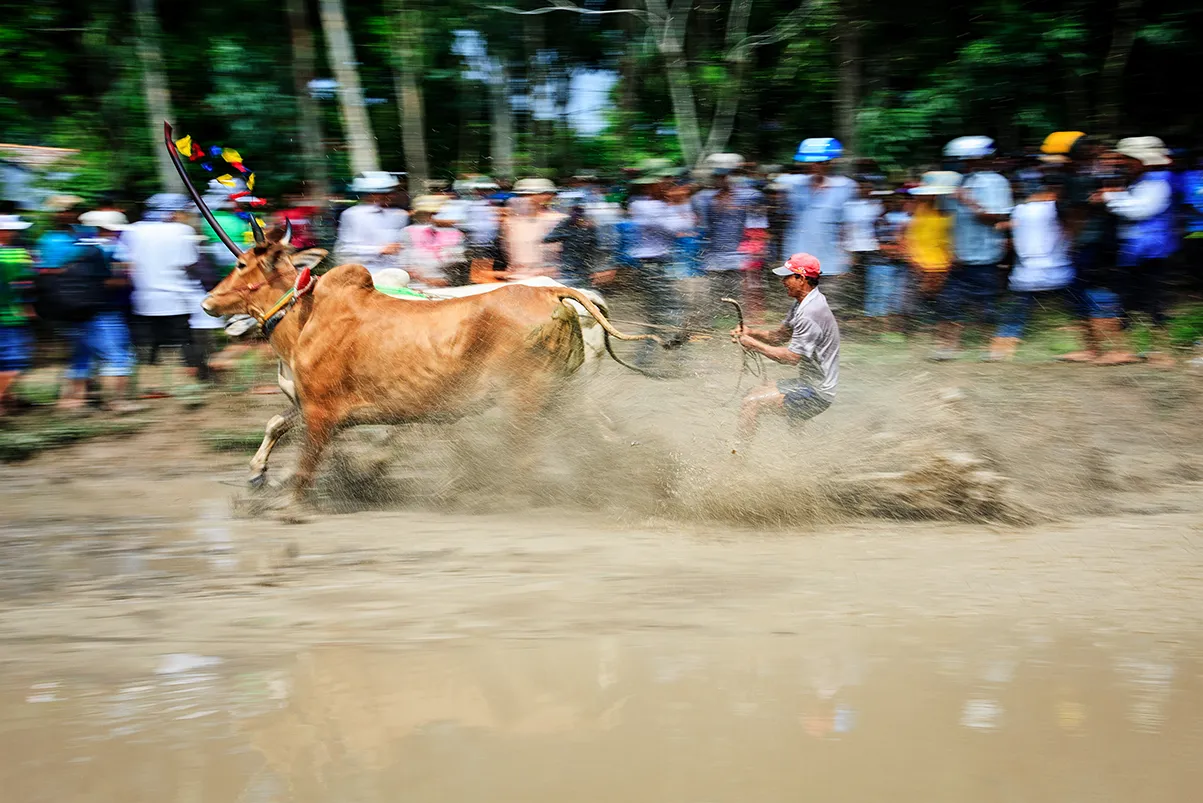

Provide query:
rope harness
left=721, top=296, right=765, bottom=403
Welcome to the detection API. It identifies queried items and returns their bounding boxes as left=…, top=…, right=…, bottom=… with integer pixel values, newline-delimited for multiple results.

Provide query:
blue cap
left=794, top=137, right=843, bottom=163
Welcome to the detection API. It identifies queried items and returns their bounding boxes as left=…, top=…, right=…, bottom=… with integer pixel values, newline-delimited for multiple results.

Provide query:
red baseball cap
left=771, top=252, right=821, bottom=279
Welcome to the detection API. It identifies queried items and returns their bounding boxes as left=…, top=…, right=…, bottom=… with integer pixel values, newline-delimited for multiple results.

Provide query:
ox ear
left=291, top=248, right=327, bottom=271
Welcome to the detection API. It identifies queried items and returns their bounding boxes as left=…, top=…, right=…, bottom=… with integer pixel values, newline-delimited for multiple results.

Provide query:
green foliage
left=0, top=0, right=1197, bottom=189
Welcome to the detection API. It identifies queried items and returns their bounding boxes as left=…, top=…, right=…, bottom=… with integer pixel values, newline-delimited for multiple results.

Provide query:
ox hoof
left=248, top=473, right=267, bottom=490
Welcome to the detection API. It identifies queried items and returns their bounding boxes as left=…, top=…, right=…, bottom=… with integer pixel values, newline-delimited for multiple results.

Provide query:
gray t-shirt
left=783, top=289, right=840, bottom=402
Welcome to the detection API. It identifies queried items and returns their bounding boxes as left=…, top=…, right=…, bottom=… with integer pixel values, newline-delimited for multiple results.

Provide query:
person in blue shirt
left=1180, top=148, right=1203, bottom=294
left=1105, top=137, right=1178, bottom=366
left=932, top=136, right=1014, bottom=360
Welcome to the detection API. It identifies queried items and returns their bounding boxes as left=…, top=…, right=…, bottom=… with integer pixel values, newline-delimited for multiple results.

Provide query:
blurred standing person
left=544, top=203, right=601, bottom=289
left=904, top=172, right=960, bottom=326
left=62, top=210, right=141, bottom=411
left=1182, top=149, right=1203, bottom=292
left=0, top=214, right=34, bottom=417
left=278, top=191, right=324, bottom=251
left=1048, top=133, right=1137, bottom=364
left=121, top=194, right=202, bottom=396
left=985, top=176, right=1075, bottom=361
left=865, top=189, right=911, bottom=338
left=398, top=196, right=464, bottom=288
left=463, top=179, right=506, bottom=283
left=842, top=176, right=886, bottom=321
left=334, top=172, right=407, bottom=275
left=502, top=179, right=564, bottom=278
left=1106, top=137, right=1178, bottom=366
left=629, top=176, right=690, bottom=353
left=931, top=136, right=1013, bottom=360
left=784, top=138, right=856, bottom=313
left=695, top=168, right=759, bottom=316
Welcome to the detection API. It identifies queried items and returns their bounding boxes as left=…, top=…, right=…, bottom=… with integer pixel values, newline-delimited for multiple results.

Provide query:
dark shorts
left=776, top=378, right=831, bottom=421
left=0, top=326, right=32, bottom=372
left=134, top=314, right=191, bottom=365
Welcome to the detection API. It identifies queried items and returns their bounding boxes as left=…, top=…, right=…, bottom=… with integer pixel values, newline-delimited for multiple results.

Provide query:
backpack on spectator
left=35, top=241, right=108, bottom=323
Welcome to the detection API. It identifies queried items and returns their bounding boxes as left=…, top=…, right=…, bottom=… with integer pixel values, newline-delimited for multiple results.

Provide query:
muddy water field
left=2, top=333, right=1203, bottom=801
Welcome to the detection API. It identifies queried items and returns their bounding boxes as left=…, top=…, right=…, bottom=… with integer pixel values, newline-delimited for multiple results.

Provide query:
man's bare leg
left=735, top=383, right=787, bottom=450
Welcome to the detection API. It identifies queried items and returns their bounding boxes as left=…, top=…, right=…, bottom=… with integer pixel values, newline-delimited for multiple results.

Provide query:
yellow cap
left=1041, top=131, right=1086, bottom=155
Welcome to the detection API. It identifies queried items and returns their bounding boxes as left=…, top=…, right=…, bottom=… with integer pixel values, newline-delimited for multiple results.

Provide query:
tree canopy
left=3, top=0, right=1198, bottom=201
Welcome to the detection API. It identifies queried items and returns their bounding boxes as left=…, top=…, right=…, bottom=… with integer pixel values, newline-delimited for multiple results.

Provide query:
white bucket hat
left=910, top=170, right=963, bottom=196
left=78, top=210, right=130, bottom=231
left=944, top=135, right=996, bottom=160
left=350, top=171, right=401, bottom=193
left=0, top=214, right=32, bottom=231
left=1115, top=136, right=1171, bottom=167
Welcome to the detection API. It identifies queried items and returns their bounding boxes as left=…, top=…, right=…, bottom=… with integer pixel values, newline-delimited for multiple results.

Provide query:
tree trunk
left=317, top=0, right=381, bottom=175
left=490, top=64, right=515, bottom=179
left=390, top=0, right=429, bottom=188
left=1097, top=0, right=1141, bottom=137
left=645, top=0, right=703, bottom=166
left=286, top=0, right=329, bottom=201
left=834, top=0, right=861, bottom=160
left=131, top=0, right=181, bottom=192
left=618, top=0, right=640, bottom=142
left=701, top=0, right=753, bottom=160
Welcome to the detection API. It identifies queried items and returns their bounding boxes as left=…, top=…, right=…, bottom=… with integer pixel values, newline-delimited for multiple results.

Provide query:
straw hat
left=513, top=177, right=557, bottom=195
left=411, top=195, right=447, bottom=214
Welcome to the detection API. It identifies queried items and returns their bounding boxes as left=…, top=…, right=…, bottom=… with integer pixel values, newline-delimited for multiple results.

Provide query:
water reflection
left=2, top=632, right=1202, bottom=802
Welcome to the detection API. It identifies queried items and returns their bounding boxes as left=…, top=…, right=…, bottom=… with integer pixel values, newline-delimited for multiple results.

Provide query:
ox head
left=164, top=122, right=327, bottom=319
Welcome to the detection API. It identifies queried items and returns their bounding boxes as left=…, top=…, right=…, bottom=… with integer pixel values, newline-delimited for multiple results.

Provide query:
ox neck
left=252, top=273, right=302, bottom=354
left=263, top=303, right=304, bottom=360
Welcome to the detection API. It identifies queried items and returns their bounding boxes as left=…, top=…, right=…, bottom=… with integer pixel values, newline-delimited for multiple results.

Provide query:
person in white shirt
left=784, top=149, right=857, bottom=313
left=986, top=179, right=1074, bottom=361
left=121, top=194, right=202, bottom=393
left=334, top=172, right=409, bottom=275
left=630, top=177, right=692, bottom=359
left=730, top=252, right=840, bottom=450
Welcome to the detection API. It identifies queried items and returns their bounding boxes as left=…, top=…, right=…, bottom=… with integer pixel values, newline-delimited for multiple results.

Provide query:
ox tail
left=553, top=288, right=667, bottom=348
left=551, top=288, right=679, bottom=380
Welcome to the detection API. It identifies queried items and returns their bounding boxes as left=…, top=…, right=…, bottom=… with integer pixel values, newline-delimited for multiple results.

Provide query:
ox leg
left=292, top=413, right=335, bottom=506
left=248, top=408, right=299, bottom=488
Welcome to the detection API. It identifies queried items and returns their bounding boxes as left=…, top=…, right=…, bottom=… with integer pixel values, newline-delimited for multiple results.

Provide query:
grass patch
left=0, top=418, right=148, bottom=461
left=200, top=429, right=264, bottom=452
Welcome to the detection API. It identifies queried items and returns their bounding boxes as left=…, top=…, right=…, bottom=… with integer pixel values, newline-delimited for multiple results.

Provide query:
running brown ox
left=165, top=123, right=661, bottom=504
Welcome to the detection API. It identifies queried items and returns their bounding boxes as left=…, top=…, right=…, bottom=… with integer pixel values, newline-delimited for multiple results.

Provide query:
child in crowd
left=865, top=189, right=911, bottom=337
left=904, top=172, right=959, bottom=323
left=987, top=175, right=1075, bottom=361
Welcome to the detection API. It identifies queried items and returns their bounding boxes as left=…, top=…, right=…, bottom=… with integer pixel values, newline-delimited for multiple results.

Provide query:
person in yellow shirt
left=904, top=171, right=959, bottom=321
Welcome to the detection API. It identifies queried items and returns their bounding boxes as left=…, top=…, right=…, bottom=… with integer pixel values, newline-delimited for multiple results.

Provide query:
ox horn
left=163, top=121, right=244, bottom=258
left=280, top=218, right=292, bottom=246
left=248, top=212, right=267, bottom=246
